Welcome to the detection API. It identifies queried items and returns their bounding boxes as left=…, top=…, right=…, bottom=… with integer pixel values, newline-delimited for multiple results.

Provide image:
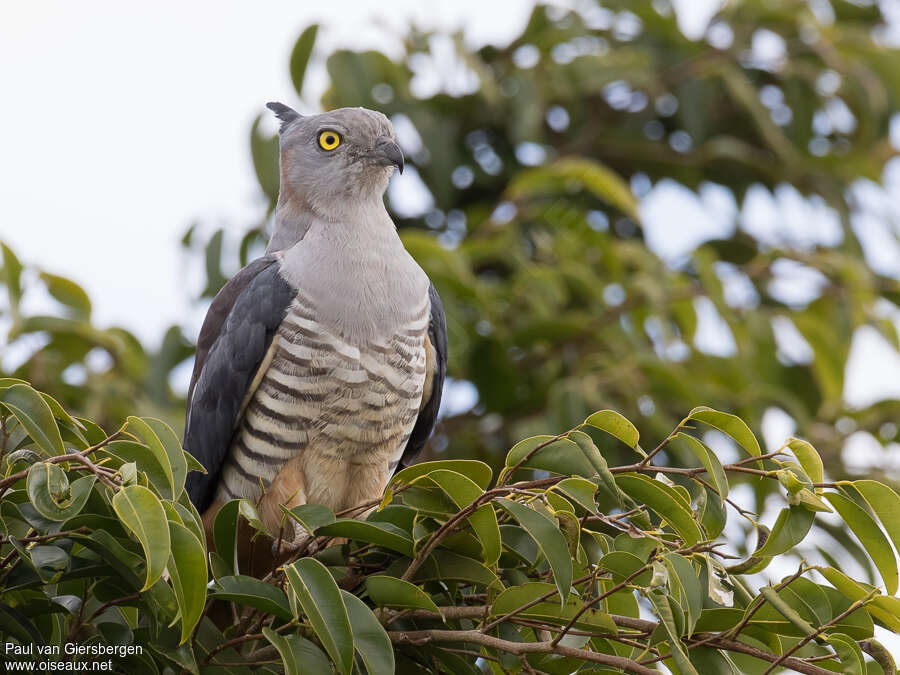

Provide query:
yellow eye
left=318, top=130, right=341, bottom=151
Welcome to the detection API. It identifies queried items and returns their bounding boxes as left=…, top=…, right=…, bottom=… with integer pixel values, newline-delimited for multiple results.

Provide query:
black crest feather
left=266, top=102, right=301, bottom=132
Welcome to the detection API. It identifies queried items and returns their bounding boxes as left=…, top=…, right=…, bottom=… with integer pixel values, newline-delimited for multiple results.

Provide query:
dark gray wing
left=184, top=255, right=295, bottom=511
left=399, top=282, right=447, bottom=469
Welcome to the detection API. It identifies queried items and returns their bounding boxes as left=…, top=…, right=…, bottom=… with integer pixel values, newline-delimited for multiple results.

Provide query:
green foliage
left=3, top=1, right=900, bottom=671
left=7, top=1, right=899, bottom=520
left=2, top=379, right=900, bottom=673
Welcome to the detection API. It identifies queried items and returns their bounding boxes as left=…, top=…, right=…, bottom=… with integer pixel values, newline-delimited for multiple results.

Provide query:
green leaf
left=568, top=431, right=622, bottom=508
left=784, top=578, right=832, bottom=626
left=795, top=487, right=833, bottom=513
left=505, top=435, right=594, bottom=477
left=409, top=549, right=502, bottom=589
left=490, top=582, right=616, bottom=632
left=26, top=464, right=95, bottom=521
left=208, top=552, right=231, bottom=581
left=341, top=591, right=394, bottom=675
left=598, top=551, right=652, bottom=586
left=262, top=627, right=332, bottom=675
left=284, top=558, right=353, bottom=675
left=751, top=582, right=873, bottom=639
left=861, top=638, right=897, bottom=675
left=366, top=575, right=441, bottom=614
left=0, top=605, right=42, bottom=645
left=507, top=158, right=639, bottom=220
left=282, top=503, right=336, bottom=535
left=40, top=392, right=87, bottom=441
left=213, top=500, right=241, bottom=574
left=552, top=477, right=599, bottom=513
left=105, top=440, right=172, bottom=498
left=1, top=242, right=23, bottom=308
left=1, top=384, right=64, bottom=455
left=497, top=498, right=572, bottom=603
left=814, top=566, right=900, bottom=633
left=31, top=544, right=69, bottom=581
left=826, top=633, right=865, bottom=675
left=688, top=647, right=741, bottom=674
left=167, top=521, right=206, bottom=644
left=664, top=553, right=702, bottom=635
left=209, top=575, right=293, bottom=621
left=853, top=480, right=900, bottom=563
left=389, top=460, right=493, bottom=490
left=289, top=24, right=319, bottom=98
left=758, top=585, right=817, bottom=638
left=251, top=116, right=280, bottom=204
left=39, top=272, right=91, bottom=318
left=754, top=506, right=816, bottom=558
left=697, top=486, right=727, bottom=539
left=316, top=519, right=413, bottom=556
left=677, top=433, right=728, bottom=500
left=427, top=469, right=501, bottom=565
left=684, top=407, right=761, bottom=462
left=826, top=492, right=898, bottom=595
left=705, top=556, right=735, bottom=607
left=583, top=410, right=640, bottom=449
left=111, top=485, right=171, bottom=590
left=787, top=438, right=824, bottom=488
left=238, top=499, right=268, bottom=535
left=500, top=524, right=539, bottom=565
left=649, top=590, right=699, bottom=675
left=615, top=474, right=703, bottom=545
left=694, top=608, right=743, bottom=633
left=173, top=498, right=205, bottom=550
left=125, top=417, right=187, bottom=501
left=183, top=450, right=206, bottom=476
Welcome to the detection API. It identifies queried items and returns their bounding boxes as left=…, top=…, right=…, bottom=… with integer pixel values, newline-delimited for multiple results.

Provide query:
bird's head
left=267, top=102, right=403, bottom=222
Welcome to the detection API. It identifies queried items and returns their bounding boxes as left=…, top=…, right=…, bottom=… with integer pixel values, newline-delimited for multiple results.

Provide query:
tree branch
left=388, top=629, right=659, bottom=675
left=0, top=427, right=124, bottom=497
left=760, top=597, right=870, bottom=675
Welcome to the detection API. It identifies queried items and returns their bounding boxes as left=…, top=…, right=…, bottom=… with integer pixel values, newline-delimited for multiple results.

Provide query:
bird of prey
left=184, top=102, right=447, bottom=548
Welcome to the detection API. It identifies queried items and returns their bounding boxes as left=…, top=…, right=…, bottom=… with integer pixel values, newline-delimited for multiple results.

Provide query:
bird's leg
left=259, top=455, right=313, bottom=559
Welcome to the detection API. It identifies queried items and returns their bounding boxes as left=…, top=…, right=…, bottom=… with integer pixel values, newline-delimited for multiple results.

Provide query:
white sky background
left=4, top=0, right=900, bottom=657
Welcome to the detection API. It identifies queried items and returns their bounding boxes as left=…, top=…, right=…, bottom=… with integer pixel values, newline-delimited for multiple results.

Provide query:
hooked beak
left=371, top=137, right=404, bottom=174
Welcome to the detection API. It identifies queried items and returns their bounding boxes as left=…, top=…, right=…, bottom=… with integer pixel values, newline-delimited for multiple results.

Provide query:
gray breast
left=214, top=292, right=429, bottom=508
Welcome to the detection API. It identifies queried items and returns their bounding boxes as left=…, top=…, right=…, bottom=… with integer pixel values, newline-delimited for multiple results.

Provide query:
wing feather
left=184, top=256, right=295, bottom=511
left=399, top=282, right=447, bottom=469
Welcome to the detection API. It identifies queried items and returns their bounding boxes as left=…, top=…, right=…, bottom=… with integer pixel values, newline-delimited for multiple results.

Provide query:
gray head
left=267, top=102, right=403, bottom=223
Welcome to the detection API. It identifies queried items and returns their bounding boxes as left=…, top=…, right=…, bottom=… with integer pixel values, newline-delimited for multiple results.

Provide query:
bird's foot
left=271, top=530, right=316, bottom=561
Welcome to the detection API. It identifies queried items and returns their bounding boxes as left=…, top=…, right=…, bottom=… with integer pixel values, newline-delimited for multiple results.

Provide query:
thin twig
left=388, top=629, right=659, bottom=675
left=0, top=427, right=125, bottom=497
left=498, top=429, right=575, bottom=487
left=86, top=592, right=141, bottom=624
left=760, top=597, right=871, bottom=675
left=0, top=527, right=87, bottom=545
left=638, top=423, right=683, bottom=467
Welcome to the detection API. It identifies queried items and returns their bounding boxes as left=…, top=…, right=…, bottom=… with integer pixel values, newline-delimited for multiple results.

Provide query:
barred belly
left=214, top=296, right=428, bottom=516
